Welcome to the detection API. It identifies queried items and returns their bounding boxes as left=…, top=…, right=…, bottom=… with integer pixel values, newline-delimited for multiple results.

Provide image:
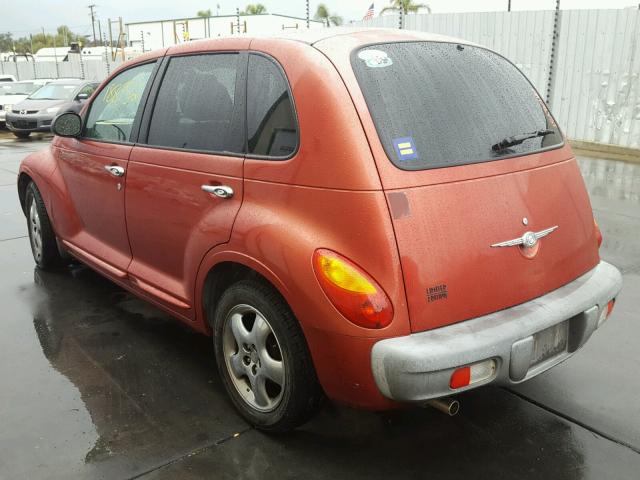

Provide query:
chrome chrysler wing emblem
left=491, top=226, right=559, bottom=248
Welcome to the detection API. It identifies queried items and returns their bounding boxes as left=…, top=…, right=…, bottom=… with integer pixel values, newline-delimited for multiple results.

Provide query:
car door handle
left=104, top=165, right=125, bottom=177
left=201, top=185, right=234, bottom=199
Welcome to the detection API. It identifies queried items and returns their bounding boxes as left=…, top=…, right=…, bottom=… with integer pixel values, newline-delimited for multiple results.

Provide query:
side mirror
left=52, top=112, right=82, bottom=137
left=76, top=93, right=89, bottom=101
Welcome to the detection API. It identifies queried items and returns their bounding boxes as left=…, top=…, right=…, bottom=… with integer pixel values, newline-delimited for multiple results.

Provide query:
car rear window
left=351, top=42, right=562, bottom=171
left=246, top=54, right=298, bottom=158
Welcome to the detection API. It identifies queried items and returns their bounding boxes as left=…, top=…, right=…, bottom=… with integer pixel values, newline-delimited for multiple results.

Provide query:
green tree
left=314, top=4, right=343, bottom=27
left=380, top=0, right=431, bottom=14
left=0, top=32, right=14, bottom=52
left=242, top=3, right=267, bottom=14
left=197, top=9, right=212, bottom=17
left=0, top=26, right=86, bottom=55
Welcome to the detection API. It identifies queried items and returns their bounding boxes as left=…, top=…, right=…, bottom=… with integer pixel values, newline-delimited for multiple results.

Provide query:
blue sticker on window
left=392, top=137, right=419, bottom=161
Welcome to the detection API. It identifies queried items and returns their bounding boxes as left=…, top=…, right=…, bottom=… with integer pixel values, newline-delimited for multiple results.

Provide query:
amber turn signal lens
left=313, top=249, right=393, bottom=329
left=594, top=218, right=603, bottom=248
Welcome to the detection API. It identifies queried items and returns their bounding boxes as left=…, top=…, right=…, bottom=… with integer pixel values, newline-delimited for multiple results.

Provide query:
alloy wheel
left=222, top=304, right=285, bottom=412
left=29, top=201, right=43, bottom=262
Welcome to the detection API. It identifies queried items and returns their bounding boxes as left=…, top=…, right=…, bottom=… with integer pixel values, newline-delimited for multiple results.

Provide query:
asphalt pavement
left=0, top=132, right=638, bottom=480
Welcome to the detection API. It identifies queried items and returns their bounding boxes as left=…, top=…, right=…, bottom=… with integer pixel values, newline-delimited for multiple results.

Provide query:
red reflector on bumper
left=450, top=366, right=471, bottom=389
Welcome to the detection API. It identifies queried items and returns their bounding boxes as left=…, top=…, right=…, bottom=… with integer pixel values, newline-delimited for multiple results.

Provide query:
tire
left=25, top=182, right=62, bottom=270
left=212, top=279, right=323, bottom=432
left=13, top=131, right=31, bottom=139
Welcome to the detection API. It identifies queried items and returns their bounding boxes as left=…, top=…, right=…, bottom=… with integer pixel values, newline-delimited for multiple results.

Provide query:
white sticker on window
left=357, top=49, right=393, bottom=68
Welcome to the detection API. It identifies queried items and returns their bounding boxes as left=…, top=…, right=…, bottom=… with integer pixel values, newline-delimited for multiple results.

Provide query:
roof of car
left=252, top=27, right=475, bottom=47
left=15, top=79, right=51, bottom=84
left=47, top=78, right=86, bottom=85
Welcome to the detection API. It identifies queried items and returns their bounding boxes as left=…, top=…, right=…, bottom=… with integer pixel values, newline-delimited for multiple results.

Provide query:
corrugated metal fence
left=356, top=9, right=640, bottom=149
left=0, top=58, right=122, bottom=83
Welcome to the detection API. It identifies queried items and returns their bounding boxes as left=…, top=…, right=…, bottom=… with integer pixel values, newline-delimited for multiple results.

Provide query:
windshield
left=0, top=82, right=38, bottom=96
left=352, top=42, right=562, bottom=171
left=28, top=83, right=78, bottom=100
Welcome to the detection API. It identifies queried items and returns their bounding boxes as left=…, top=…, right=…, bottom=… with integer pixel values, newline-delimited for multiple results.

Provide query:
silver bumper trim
left=371, top=261, right=622, bottom=402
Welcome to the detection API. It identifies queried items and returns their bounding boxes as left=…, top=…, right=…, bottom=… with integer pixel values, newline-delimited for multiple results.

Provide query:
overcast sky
left=1, top=0, right=639, bottom=36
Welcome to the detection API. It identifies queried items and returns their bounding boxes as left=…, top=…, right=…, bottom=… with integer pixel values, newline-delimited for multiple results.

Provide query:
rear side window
left=84, top=62, right=155, bottom=142
left=247, top=54, right=297, bottom=158
left=352, top=42, right=562, bottom=170
left=147, top=54, right=242, bottom=153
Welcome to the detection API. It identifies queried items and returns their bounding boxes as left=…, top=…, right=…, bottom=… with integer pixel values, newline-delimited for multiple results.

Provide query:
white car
left=0, top=79, right=51, bottom=126
left=0, top=74, right=17, bottom=82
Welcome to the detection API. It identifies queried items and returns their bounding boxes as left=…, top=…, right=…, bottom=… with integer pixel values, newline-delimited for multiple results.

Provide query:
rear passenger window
left=247, top=54, right=297, bottom=158
left=147, top=54, right=242, bottom=153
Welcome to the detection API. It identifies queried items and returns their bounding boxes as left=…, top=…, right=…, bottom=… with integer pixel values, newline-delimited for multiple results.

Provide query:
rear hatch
left=350, top=41, right=600, bottom=332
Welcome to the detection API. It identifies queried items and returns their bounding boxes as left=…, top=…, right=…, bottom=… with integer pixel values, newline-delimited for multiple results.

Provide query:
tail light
left=450, top=359, right=497, bottom=389
left=313, top=249, right=393, bottom=329
left=594, top=218, right=603, bottom=248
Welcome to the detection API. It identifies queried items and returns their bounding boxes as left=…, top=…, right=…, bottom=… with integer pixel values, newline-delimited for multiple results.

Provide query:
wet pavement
left=0, top=134, right=639, bottom=479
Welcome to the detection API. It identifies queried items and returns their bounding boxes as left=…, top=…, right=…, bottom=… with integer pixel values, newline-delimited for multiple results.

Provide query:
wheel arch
left=197, top=251, right=293, bottom=335
left=17, top=171, right=33, bottom=215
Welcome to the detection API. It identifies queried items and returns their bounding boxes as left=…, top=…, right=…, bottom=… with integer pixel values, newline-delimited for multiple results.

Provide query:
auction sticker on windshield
left=357, top=49, right=393, bottom=68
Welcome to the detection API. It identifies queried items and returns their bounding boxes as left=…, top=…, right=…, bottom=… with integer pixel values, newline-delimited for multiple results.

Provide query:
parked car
left=18, top=29, right=622, bottom=432
left=0, top=74, right=16, bottom=82
left=0, top=79, right=52, bottom=126
left=6, top=79, right=98, bottom=138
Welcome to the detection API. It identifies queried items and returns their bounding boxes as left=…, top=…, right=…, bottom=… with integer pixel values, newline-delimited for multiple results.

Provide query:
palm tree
left=242, top=3, right=267, bottom=15
left=314, top=4, right=344, bottom=27
left=380, top=0, right=431, bottom=14
left=197, top=9, right=212, bottom=17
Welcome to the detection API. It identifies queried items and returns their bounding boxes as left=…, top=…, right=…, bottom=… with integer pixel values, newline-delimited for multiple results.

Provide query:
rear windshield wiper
left=492, top=129, right=555, bottom=152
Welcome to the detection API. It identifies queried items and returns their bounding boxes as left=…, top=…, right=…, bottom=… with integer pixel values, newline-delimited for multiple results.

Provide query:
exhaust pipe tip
left=424, top=397, right=460, bottom=416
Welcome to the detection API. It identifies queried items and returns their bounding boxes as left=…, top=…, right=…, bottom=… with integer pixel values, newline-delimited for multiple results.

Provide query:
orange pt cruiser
left=18, top=29, right=622, bottom=432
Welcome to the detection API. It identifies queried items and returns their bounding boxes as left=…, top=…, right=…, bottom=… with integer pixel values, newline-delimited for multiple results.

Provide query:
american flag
left=363, top=3, right=374, bottom=21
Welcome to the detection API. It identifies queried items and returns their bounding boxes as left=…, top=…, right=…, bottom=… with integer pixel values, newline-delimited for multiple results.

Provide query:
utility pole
left=508, top=0, right=511, bottom=12
left=88, top=4, right=97, bottom=46
left=119, top=17, right=125, bottom=61
left=236, top=7, right=240, bottom=34
left=98, top=20, right=103, bottom=46
left=108, top=18, right=114, bottom=59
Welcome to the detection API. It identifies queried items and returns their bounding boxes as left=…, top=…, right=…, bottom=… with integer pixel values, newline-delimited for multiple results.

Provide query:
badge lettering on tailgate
left=427, top=284, right=448, bottom=302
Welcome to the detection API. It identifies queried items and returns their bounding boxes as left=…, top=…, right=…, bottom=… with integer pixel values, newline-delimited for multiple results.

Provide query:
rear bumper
left=371, top=261, right=622, bottom=402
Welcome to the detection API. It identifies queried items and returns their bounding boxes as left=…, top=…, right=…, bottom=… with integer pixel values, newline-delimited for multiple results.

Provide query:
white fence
left=0, top=58, right=122, bottom=82
left=356, top=9, right=640, bottom=150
